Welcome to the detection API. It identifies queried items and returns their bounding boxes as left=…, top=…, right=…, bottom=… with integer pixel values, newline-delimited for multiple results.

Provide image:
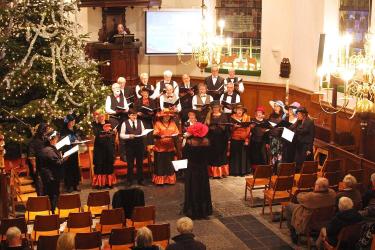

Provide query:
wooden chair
left=31, top=214, right=60, bottom=242
left=262, top=176, right=294, bottom=220
left=26, top=196, right=51, bottom=222
left=66, top=212, right=92, bottom=233
left=147, top=223, right=170, bottom=249
left=109, top=227, right=135, bottom=250
left=84, top=191, right=110, bottom=217
left=37, top=235, right=60, bottom=250
left=96, top=208, right=125, bottom=234
left=244, top=165, right=272, bottom=206
left=55, top=193, right=81, bottom=218
left=318, top=159, right=341, bottom=177
left=270, top=162, right=296, bottom=185
left=294, top=161, right=318, bottom=183
left=127, top=205, right=156, bottom=229
left=0, top=217, right=28, bottom=241
left=303, top=206, right=336, bottom=249
left=323, top=222, right=363, bottom=250
left=75, top=231, right=102, bottom=250
left=323, top=171, right=342, bottom=190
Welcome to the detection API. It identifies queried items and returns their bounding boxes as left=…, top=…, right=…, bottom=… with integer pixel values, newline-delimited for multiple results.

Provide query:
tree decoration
left=0, top=0, right=109, bottom=143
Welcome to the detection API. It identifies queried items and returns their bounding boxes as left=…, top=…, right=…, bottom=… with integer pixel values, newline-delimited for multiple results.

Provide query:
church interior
left=1, top=0, right=375, bottom=249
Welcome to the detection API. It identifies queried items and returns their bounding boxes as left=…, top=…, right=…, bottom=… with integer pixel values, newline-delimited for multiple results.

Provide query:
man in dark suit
left=204, top=65, right=225, bottom=100
left=179, top=74, right=197, bottom=122
left=292, top=107, right=315, bottom=171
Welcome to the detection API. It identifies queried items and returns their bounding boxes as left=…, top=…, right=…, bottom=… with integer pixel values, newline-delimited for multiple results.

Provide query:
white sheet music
left=63, top=145, right=79, bottom=158
left=282, top=127, right=295, bottom=142
left=172, top=159, right=188, bottom=171
left=134, top=129, right=154, bottom=137
left=56, top=136, right=70, bottom=150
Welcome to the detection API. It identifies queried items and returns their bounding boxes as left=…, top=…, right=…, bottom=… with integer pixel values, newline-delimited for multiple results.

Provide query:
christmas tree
left=0, top=0, right=108, bottom=143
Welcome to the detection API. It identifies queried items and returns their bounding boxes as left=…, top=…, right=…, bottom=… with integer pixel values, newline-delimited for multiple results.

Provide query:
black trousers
left=43, top=179, right=60, bottom=212
left=125, top=140, right=145, bottom=182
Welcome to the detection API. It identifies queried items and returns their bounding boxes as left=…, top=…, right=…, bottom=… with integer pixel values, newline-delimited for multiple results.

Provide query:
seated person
left=284, top=177, right=336, bottom=243
left=166, top=217, right=206, bottom=250
left=109, top=23, right=131, bottom=42
left=336, top=174, right=362, bottom=211
left=133, top=227, right=161, bottom=250
left=56, top=232, right=75, bottom=250
left=3, top=227, right=30, bottom=250
left=316, top=197, right=363, bottom=248
left=360, top=173, right=375, bottom=217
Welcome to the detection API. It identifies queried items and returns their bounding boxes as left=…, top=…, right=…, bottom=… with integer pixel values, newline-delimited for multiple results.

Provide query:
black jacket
left=166, top=233, right=206, bottom=250
left=39, top=144, right=65, bottom=183
left=112, top=188, right=145, bottom=218
left=294, top=117, right=315, bottom=147
left=326, top=209, right=363, bottom=247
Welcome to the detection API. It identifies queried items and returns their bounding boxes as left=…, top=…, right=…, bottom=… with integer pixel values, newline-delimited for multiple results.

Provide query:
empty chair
left=270, top=162, right=296, bottom=185
left=66, top=212, right=92, bottom=233
left=147, top=223, right=170, bottom=249
left=26, top=196, right=51, bottom=222
left=319, top=159, right=341, bottom=177
left=37, top=235, right=59, bottom=250
left=55, top=193, right=81, bottom=218
left=109, top=227, right=135, bottom=250
left=294, top=161, right=318, bottom=183
left=244, top=165, right=272, bottom=206
left=84, top=191, right=110, bottom=217
left=0, top=218, right=28, bottom=241
left=128, top=206, right=156, bottom=229
left=75, top=231, right=102, bottom=250
left=324, top=171, right=342, bottom=190
left=262, top=176, right=294, bottom=220
left=31, top=214, right=60, bottom=241
left=95, top=208, right=125, bottom=234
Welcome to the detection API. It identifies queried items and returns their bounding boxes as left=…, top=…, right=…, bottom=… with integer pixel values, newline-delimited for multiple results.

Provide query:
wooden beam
left=79, top=0, right=162, bottom=8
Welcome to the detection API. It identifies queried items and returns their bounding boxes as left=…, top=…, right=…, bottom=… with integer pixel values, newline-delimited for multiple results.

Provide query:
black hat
left=64, top=113, right=76, bottom=123
left=296, top=107, right=308, bottom=114
left=187, top=109, right=198, bottom=115
left=233, top=103, right=247, bottom=113
left=138, top=87, right=154, bottom=96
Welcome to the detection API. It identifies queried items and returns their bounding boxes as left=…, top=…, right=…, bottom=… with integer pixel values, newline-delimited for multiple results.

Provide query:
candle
left=286, top=79, right=290, bottom=105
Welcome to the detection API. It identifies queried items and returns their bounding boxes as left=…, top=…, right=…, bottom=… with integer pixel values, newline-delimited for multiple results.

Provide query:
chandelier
left=177, top=0, right=231, bottom=72
left=318, top=33, right=375, bottom=119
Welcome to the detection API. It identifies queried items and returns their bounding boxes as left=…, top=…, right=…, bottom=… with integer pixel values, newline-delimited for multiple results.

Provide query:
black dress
left=281, top=116, right=297, bottom=163
left=60, top=127, right=81, bottom=190
left=183, top=137, right=212, bottom=219
left=207, top=113, right=229, bottom=177
left=135, top=97, right=157, bottom=145
left=249, top=118, right=269, bottom=166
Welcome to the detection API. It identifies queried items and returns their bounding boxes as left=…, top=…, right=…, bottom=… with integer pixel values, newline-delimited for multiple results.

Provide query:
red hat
left=187, top=122, right=209, bottom=138
left=256, top=106, right=266, bottom=113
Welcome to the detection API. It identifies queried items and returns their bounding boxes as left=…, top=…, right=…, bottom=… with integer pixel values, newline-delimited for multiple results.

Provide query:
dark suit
left=39, top=144, right=65, bottom=211
left=204, top=75, right=225, bottom=100
left=292, top=117, right=315, bottom=170
left=179, top=82, right=197, bottom=122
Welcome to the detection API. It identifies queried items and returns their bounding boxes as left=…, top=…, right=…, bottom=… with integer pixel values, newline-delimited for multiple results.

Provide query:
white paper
left=172, top=159, right=188, bottom=171
left=71, top=140, right=91, bottom=145
left=269, top=121, right=277, bottom=127
left=56, top=136, right=70, bottom=150
left=282, top=128, right=295, bottom=142
left=63, top=145, right=79, bottom=158
left=134, top=129, right=154, bottom=137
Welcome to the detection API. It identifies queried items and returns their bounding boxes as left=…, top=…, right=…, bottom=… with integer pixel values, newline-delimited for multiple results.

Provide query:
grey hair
left=6, top=227, right=21, bottom=243
left=135, top=227, right=153, bottom=247
left=338, top=197, right=353, bottom=211
left=163, top=70, right=173, bottom=77
left=177, top=217, right=194, bottom=234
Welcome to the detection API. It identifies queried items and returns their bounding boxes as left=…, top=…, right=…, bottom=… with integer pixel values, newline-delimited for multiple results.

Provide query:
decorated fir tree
left=0, top=0, right=107, bottom=143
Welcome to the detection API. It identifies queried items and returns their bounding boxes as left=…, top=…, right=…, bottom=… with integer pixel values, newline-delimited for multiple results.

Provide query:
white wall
left=77, top=0, right=341, bottom=92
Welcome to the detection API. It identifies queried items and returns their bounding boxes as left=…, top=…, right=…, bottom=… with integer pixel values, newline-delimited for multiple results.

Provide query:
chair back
left=109, top=227, right=135, bottom=248
left=100, top=208, right=125, bottom=226
left=34, top=215, right=60, bottom=232
left=75, top=231, right=102, bottom=250
left=308, top=206, right=335, bottom=231
left=67, top=212, right=92, bottom=233
left=254, top=165, right=273, bottom=179
left=323, top=171, right=342, bottom=189
left=132, top=206, right=156, bottom=225
left=58, top=193, right=81, bottom=210
left=277, top=163, right=295, bottom=177
left=321, top=159, right=341, bottom=173
left=335, top=222, right=363, bottom=249
left=37, top=235, right=59, bottom=250
left=26, top=196, right=51, bottom=212
left=147, top=223, right=170, bottom=249
left=87, top=191, right=110, bottom=207
left=0, top=218, right=27, bottom=240
left=273, top=176, right=294, bottom=192
left=301, top=161, right=318, bottom=174
left=297, top=174, right=317, bottom=190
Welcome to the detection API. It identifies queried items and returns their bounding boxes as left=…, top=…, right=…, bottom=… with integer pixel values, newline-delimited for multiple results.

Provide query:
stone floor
left=72, top=174, right=298, bottom=250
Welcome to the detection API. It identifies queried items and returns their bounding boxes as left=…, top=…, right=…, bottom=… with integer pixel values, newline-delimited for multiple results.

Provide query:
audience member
left=336, top=174, right=362, bottom=211
left=362, top=173, right=375, bottom=215
left=4, top=227, right=29, bottom=250
left=166, top=217, right=206, bottom=250
left=56, top=232, right=75, bottom=250
left=133, top=227, right=161, bottom=250
left=284, top=177, right=336, bottom=243
left=316, top=197, right=362, bottom=248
